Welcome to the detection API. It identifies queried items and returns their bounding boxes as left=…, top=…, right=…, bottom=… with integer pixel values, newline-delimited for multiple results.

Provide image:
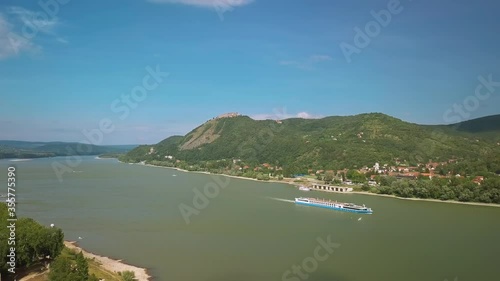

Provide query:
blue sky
left=1, top=0, right=499, bottom=144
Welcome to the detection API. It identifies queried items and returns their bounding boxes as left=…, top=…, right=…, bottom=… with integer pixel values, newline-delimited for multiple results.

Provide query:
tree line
left=1, top=204, right=137, bottom=281
left=371, top=176, right=500, bottom=203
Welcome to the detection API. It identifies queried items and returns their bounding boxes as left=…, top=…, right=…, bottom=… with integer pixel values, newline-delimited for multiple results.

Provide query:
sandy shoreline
left=134, top=161, right=500, bottom=208
left=64, top=241, right=151, bottom=281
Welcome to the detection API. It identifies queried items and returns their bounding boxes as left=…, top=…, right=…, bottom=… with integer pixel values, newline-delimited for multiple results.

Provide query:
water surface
left=1, top=157, right=499, bottom=281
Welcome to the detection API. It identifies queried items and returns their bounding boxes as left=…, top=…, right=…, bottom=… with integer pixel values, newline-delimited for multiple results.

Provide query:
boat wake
left=266, top=197, right=295, bottom=203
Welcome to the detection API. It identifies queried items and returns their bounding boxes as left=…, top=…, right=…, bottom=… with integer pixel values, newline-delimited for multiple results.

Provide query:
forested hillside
left=122, top=113, right=500, bottom=173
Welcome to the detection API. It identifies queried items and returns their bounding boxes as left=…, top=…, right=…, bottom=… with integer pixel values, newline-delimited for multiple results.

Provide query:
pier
left=311, top=184, right=353, bottom=193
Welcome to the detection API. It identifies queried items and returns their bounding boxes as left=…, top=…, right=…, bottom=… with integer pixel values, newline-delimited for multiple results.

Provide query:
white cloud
left=0, top=7, right=64, bottom=60
left=309, top=55, right=332, bottom=62
left=279, top=54, right=333, bottom=70
left=0, top=14, right=36, bottom=60
left=251, top=111, right=322, bottom=120
left=297, top=112, right=322, bottom=119
left=56, top=37, right=68, bottom=44
left=148, top=0, right=253, bottom=8
left=7, top=6, right=59, bottom=35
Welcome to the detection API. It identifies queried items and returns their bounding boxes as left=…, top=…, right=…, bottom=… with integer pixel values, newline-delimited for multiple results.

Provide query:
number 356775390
left=8, top=166, right=16, bottom=191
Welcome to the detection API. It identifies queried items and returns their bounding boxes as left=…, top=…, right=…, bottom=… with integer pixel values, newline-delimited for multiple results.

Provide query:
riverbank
left=354, top=191, right=500, bottom=207
left=139, top=162, right=301, bottom=186
left=133, top=161, right=500, bottom=208
left=64, top=241, right=152, bottom=281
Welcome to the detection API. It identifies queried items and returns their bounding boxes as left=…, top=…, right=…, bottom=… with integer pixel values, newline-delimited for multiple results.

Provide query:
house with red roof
left=472, top=176, right=484, bottom=185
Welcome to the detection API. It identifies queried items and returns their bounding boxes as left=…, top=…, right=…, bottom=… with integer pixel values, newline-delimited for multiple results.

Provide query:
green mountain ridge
left=0, top=141, right=138, bottom=159
left=123, top=113, right=500, bottom=174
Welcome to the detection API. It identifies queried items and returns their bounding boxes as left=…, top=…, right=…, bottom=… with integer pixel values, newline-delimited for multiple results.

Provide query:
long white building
left=312, top=184, right=353, bottom=193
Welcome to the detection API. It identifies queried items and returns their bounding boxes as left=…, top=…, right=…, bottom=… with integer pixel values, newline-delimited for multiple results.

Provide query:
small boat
left=295, top=197, right=373, bottom=214
left=299, top=186, right=311, bottom=191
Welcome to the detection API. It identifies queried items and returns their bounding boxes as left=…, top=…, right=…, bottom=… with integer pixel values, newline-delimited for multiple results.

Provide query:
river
left=1, top=156, right=499, bottom=281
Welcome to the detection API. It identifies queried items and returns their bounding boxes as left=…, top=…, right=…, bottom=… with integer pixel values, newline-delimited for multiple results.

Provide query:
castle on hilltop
left=215, top=112, right=241, bottom=119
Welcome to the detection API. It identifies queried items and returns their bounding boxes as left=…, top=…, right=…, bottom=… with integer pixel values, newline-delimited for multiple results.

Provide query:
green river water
left=1, top=156, right=499, bottom=281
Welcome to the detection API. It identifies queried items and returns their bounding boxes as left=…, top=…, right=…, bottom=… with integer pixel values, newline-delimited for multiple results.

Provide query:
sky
left=0, top=0, right=499, bottom=145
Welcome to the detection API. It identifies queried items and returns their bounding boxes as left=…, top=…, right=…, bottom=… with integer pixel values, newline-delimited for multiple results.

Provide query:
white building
left=312, top=184, right=353, bottom=193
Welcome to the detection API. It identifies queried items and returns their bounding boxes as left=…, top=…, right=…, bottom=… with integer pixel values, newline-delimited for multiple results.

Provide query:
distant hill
left=447, top=115, right=500, bottom=141
left=450, top=115, right=500, bottom=133
left=0, top=141, right=137, bottom=159
left=122, top=113, right=500, bottom=173
left=0, top=140, right=48, bottom=149
left=427, top=114, right=500, bottom=142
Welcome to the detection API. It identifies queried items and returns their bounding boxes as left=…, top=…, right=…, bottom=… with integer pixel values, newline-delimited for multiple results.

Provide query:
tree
left=48, top=251, right=93, bottom=281
left=120, top=271, right=137, bottom=281
left=324, top=170, right=335, bottom=183
left=5, top=217, right=64, bottom=269
left=48, top=255, right=77, bottom=281
left=346, top=170, right=366, bottom=183
left=458, top=189, right=473, bottom=202
left=75, top=252, right=89, bottom=281
left=380, top=176, right=396, bottom=187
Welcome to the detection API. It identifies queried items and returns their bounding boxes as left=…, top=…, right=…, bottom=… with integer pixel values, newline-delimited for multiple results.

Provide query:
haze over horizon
left=1, top=0, right=499, bottom=145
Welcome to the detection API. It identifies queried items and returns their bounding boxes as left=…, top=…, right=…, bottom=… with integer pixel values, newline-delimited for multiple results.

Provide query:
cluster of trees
left=49, top=250, right=137, bottom=281
left=1, top=204, right=135, bottom=280
left=0, top=204, right=64, bottom=275
left=374, top=176, right=500, bottom=203
left=434, top=155, right=500, bottom=177
left=49, top=251, right=98, bottom=281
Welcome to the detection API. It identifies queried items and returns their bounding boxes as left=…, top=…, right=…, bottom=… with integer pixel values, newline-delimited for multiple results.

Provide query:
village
left=148, top=142, right=487, bottom=193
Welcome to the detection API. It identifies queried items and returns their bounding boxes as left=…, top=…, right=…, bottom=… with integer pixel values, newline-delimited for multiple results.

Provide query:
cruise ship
left=295, top=197, right=373, bottom=214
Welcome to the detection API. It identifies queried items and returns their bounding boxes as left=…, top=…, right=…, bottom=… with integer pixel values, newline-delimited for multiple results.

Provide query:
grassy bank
left=19, top=246, right=126, bottom=281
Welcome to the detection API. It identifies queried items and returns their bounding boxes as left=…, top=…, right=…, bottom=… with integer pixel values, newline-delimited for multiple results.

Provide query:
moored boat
left=299, top=186, right=311, bottom=191
left=295, top=197, right=373, bottom=214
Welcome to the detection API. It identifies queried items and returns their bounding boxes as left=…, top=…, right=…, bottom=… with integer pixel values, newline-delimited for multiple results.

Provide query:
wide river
left=1, top=156, right=500, bottom=281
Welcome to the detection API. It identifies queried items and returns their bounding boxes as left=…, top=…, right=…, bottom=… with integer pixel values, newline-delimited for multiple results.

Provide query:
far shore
left=353, top=191, right=500, bottom=207
left=142, top=163, right=299, bottom=186
left=64, top=241, right=152, bottom=281
left=130, top=161, right=500, bottom=208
